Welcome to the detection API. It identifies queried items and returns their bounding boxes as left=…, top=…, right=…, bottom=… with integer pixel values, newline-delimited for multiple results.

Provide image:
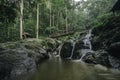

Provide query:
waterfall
left=80, top=29, right=93, bottom=61
left=55, top=44, right=63, bottom=57
left=80, top=49, right=87, bottom=61
left=83, top=29, right=92, bottom=50
left=58, top=29, right=93, bottom=60
left=69, top=42, right=76, bottom=59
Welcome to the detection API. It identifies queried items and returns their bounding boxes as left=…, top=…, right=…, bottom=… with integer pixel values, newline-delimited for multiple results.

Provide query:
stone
left=107, top=42, right=120, bottom=58
left=72, top=41, right=84, bottom=59
left=83, top=50, right=111, bottom=67
left=0, top=40, right=49, bottom=80
left=60, top=42, right=73, bottom=58
left=109, top=56, right=120, bottom=69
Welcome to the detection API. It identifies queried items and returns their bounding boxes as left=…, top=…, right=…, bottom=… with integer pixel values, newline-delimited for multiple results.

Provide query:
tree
left=0, top=0, right=117, bottom=42
left=19, top=0, right=24, bottom=40
left=36, top=3, right=39, bottom=39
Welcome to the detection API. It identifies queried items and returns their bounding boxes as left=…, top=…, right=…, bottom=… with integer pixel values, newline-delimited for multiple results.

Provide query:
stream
left=26, top=29, right=120, bottom=80
left=27, top=57, right=120, bottom=80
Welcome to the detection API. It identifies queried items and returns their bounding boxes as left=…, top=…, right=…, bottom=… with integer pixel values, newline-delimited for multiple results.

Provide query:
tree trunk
left=36, top=3, right=39, bottom=39
left=20, top=0, right=23, bottom=40
left=52, top=14, right=55, bottom=33
left=65, top=6, right=68, bottom=33
left=52, top=14, right=54, bottom=27
left=57, top=11, right=59, bottom=33
left=50, top=0, right=52, bottom=34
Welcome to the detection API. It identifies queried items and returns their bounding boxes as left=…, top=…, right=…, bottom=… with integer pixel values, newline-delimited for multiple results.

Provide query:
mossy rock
left=60, top=41, right=73, bottom=58
left=92, top=15, right=120, bottom=50
left=0, top=40, right=49, bottom=80
left=107, top=42, right=120, bottom=58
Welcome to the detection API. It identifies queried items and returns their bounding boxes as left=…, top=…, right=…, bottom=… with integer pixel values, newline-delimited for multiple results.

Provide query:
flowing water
left=69, top=41, right=76, bottom=59
left=25, top=29, right=120, bottom=80
left=55, top=44, right=63, bottom=57
left=83, top=29, right=92, bottom=50
left=80, top=29, right=93, bottom=60
left=27, top=57, right=120, bottom=80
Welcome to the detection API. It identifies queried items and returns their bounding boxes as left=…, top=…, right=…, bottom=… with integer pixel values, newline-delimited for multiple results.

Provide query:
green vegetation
left=0, top=0, right=118, bottom=43
left=1, top=0, right=120, bottom=80
left=92, top=15, right=120, bottom=50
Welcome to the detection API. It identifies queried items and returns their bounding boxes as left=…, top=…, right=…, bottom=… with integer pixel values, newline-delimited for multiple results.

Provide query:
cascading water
left=83, top=29, right=92, bottom=50
left=58, top=29, right=93, bottom=60
left=80, top=29, right=93, bottom=61
left=69, top=41, right=76, bottom=59
left=55, top=44, right=63, bottom=57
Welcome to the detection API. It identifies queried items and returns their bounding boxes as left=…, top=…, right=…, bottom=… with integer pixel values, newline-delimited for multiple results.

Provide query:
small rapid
left=25, top=29, right=120, bottom=80
left=83, top=29, right=92, bottom=50
left=58, top=29, right=94, bottom=60
left=80, top=29, right=93, bottom=61
left=68, top=41, right=76, bottom=59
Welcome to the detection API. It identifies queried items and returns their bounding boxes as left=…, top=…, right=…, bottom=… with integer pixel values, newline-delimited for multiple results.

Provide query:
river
left=26, top=57, right=120, bottom=80
left=26, top=29, right=120, bottom=80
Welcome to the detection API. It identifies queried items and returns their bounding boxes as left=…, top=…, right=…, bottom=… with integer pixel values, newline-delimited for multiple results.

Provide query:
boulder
left=83, top=50, right=111, bottom=67
left=91, top=16, right=120, bottom=69
left=93, top=50, right=110, bottom=66
left=0, top=40, right=49, bottom=80
left=0, top=48, right=36, bottom=80
left=107, top=42, right=120, bottom=58
left=60, top=42, right=73, bottom=58
left=72, top=40, right=84, bottom=59
left=82, top=50, right=95, bottom=63
left=109, top=56, right=120, bottom=69
left=0, top=62, right=13, bottom=80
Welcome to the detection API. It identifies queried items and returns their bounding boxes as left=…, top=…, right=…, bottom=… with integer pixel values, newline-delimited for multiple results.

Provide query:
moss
left=0, top=38, right=61, bottom=57
left=0, top=50, right=23, bottom=64
left=92, top=15, right=120, bottom=50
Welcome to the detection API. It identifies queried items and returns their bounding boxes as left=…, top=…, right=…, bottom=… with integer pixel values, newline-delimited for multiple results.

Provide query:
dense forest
left=0, top=0, right=117, bottom=42
left=0, top=0, right=120, bottom=80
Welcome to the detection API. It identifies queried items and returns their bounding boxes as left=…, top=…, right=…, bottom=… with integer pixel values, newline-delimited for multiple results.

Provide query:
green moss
left=92, top=15, right=120, bottom=50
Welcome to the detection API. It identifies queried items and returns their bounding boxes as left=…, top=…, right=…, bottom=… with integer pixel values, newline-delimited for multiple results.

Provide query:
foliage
left=0, top=0, right=119, bottom=42
left=92, top=15, right=120, bottom=50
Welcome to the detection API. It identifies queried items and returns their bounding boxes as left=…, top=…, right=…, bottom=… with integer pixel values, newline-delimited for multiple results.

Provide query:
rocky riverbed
left=0, top=38, right=61, bottom=80
left=59, top=15, right=120, bottom=70
left=1, top=16, right=120, bottom=80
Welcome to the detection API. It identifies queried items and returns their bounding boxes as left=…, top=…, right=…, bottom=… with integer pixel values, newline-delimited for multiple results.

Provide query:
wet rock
left=92, top=18, right=120, bottom=51
left=72, top=41, right=84, bottom=59
left=94, top=50, right=110, bottom=66
left=91, top=16, right=120, bottom=69
left=60, top=30, right=93, bottom=60
left=109, top=56, right=120, bottom=69
left=107, top=42, right=120, bottom=58
left=0, top=48, right=36, bottom=80
left=60, top=42, right=73, bottom=58
left=0, top=62, right=13, bottom=80
left=94, top=64, right=108, bottom=71
left=0, top=40, right=49, bottom=80
left=41, top=38, right=61, bottom=52
left=82, top=50, right=95, bottom=63
left=83, top=50, right=111, bottom=67
left=10, top=57, right=36, bottom=80
left=0, top=48, right=5, bottom=51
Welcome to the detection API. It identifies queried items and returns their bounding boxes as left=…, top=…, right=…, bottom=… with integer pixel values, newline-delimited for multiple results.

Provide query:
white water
left=83, top=29, right=92, bottom=50
left=80, top=49, right=88, bottom=61
left=55, top=44, right=63, bottom=57
left=80, top=29, right=93, bottom=61
left=57, top=29, right=93, bottom=61
left=69, top=42, right=76, bottom=59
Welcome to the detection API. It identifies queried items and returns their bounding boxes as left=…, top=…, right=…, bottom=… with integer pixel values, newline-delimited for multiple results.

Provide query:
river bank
left=0, top=38, right=61, bottom=80
left=0, top=15, right=120, bottom=80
